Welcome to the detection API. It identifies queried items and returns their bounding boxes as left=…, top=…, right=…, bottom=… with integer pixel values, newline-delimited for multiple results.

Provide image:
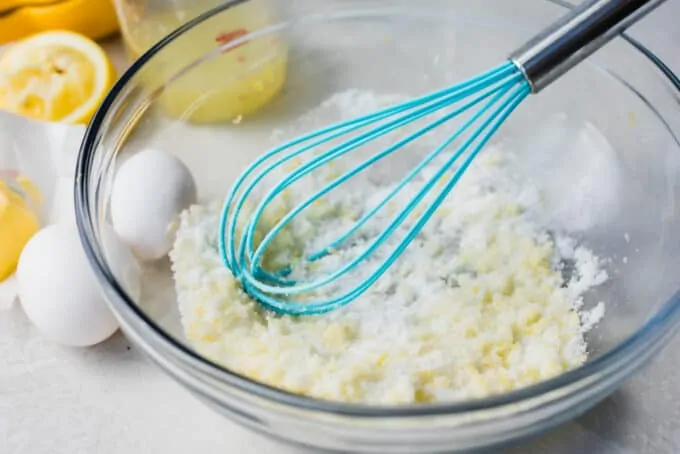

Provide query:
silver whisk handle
left=510, top=0, right=668, bottom=93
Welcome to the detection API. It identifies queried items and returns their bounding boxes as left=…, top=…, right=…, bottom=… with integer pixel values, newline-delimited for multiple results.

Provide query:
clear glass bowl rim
left=75, top=0, right=680, bottom=418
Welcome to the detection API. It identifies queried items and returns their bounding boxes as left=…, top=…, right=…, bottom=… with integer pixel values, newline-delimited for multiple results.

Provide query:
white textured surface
left=2, top=5, right=680, bottom=453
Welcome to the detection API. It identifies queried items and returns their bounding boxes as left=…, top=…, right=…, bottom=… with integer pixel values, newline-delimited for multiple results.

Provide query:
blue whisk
left=219, top=0, right=666, bottom=315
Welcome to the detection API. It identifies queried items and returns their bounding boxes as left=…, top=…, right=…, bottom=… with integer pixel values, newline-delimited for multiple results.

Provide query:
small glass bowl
left=76, top=0, right=680, bottom=452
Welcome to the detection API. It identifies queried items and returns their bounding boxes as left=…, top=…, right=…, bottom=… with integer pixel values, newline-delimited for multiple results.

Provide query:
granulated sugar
left=170, top=90, right=608, bottom=404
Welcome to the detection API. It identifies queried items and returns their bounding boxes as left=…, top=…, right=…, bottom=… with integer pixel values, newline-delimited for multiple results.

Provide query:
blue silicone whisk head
left=218, top=0, right=666, bottom=316
left=219, top=63, right=529, bottom=315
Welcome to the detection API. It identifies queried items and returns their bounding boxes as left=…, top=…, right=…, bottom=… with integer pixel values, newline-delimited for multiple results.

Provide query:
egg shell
left=110, top=148, right=197, bottom=261
left=17, top=223, right=141, bottom=347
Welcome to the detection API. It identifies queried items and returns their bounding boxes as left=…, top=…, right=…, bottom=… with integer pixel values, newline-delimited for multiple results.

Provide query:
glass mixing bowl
left=76, top=0, right=680, bottom=452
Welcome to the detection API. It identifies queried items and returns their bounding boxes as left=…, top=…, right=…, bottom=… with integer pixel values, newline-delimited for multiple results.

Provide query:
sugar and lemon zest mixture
left=170, top=91, right=608, bottom=405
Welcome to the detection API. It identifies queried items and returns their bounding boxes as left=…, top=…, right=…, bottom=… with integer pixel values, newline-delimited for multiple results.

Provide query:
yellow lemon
left=0, top=175, right=40, bottom=282
left=0, top=30, right=116, bottom=124
left=0, top=0, right=119, bottom=45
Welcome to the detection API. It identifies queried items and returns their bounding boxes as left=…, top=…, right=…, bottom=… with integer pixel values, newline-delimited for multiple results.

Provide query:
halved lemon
left=0, top=0, right=119, bottom=45
left=0, top=30, right=116, bottom=124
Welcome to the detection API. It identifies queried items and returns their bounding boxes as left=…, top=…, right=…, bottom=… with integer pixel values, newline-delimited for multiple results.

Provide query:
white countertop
left=3, top=4, right=680, bottom=453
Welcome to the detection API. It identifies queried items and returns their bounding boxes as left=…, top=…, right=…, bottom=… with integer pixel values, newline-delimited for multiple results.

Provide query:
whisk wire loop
left=238, top=82, right=529, bottom=297
left=219, top=63, right=518, bottom=276
left=219, top=61, right=530, bottom=315
left=247, top=78, right=522, bottom=280
left=240, top=83, right=528, bottom=314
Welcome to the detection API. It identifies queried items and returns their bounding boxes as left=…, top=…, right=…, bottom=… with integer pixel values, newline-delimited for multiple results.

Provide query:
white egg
left=110, top=148, right=197, bottom=261
left=17, top=223, right=141, bottom=347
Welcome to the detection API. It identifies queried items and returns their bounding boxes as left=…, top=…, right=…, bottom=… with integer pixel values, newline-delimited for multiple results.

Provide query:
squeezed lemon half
left=0, top=30, right=116, bottom=124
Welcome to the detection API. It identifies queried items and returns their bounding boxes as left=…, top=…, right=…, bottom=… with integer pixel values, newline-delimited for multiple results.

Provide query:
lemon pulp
left=0, top=30, right=116, bottom=124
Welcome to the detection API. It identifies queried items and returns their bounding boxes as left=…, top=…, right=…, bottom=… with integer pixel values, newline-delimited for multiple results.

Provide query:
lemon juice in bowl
left=117, top=0, right=288, bottom=123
